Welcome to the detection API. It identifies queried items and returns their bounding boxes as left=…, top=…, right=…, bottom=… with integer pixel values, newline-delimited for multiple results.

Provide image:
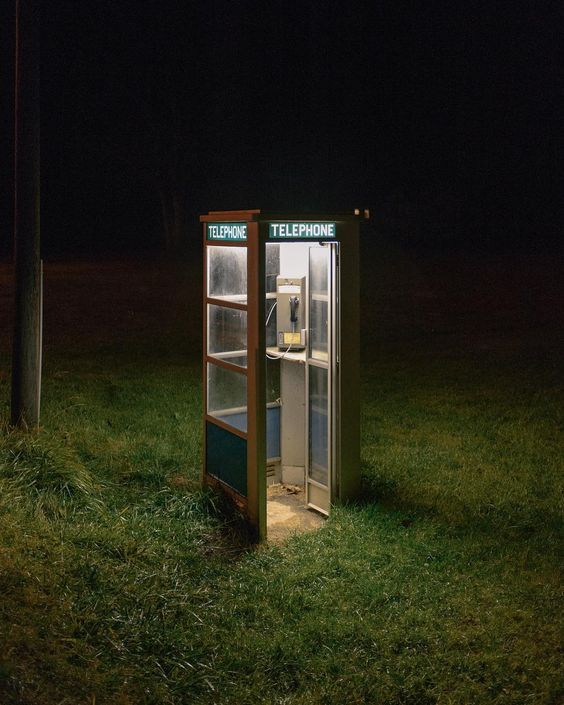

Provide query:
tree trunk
left=11, top=0, right=41, bottom=429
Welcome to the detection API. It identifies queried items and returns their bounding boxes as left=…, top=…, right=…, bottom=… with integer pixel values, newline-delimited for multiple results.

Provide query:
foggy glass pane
left=207, top=363, right=247, bottom=432
left=265, top=243, right=280, bottom=294
left=265, top=297, right=277, bottom=348
left=207, top=246, right=247, bottom=302
left=309, top=247, right=329, bottom=361
left=266, top=356, right=280, bottom=405
left=309, top=365, right=328, bottom=485
left=207, top=304, right=247, bottom=368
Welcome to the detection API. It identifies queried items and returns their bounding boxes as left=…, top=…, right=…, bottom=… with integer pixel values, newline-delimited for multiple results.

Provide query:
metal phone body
left=276, top=275, right=306, bottom=350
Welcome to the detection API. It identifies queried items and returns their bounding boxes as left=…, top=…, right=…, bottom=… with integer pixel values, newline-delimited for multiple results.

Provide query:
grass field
left=0, top=247, right=562, bottom=704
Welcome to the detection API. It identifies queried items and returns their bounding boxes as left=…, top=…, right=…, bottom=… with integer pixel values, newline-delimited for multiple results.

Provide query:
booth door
left=306, top=243, right=338, bottom=514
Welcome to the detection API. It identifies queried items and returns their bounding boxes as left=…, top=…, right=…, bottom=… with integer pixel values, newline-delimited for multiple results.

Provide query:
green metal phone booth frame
left=201, top=209, right=362, bottom=541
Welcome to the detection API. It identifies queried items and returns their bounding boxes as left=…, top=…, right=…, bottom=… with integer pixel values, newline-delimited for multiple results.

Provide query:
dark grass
left=0, top=247, right=562, bottom=704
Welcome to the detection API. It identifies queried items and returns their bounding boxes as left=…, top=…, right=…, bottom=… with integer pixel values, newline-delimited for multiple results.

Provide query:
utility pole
left=11, top=0, right=41, bottom=429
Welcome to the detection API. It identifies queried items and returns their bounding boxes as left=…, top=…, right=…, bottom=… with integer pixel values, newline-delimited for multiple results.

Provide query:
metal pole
left=11, top=0, right=41, bottom=429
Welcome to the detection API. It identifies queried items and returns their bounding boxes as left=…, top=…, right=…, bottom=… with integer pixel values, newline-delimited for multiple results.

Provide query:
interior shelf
left=266, top=347, right=306, bottom=363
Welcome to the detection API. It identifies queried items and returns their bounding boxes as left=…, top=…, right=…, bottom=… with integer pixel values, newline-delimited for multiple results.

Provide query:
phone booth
left=201, top=209, right=363, bottom=541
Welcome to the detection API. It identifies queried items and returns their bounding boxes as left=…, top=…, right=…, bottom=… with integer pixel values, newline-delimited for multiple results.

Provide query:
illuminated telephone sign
left=269, top=222, right=336, bottom=239
left=207, top=223, right=248, bottom=241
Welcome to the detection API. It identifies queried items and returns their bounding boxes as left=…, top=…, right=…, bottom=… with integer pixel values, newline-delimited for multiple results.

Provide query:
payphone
left=276, top=276, right=306, bottom=351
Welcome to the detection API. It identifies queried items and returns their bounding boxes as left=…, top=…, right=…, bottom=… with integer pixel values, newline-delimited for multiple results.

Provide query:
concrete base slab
left=267, top=484, right=325, bottom=543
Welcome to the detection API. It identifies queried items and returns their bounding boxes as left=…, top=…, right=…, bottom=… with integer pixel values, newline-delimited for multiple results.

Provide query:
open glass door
left=306, top=243, right=338, bottom=514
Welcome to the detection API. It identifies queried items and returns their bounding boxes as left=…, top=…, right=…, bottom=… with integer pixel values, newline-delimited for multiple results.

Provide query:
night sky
left=1, top=1, right=561, bottom=256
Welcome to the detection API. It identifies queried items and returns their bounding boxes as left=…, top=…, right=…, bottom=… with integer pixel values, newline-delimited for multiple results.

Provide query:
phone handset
left=289, top=296, right=299, bottom=331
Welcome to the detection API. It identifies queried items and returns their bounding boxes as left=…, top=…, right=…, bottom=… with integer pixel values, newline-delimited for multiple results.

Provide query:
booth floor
left=267, top=484, right=325, bottom=543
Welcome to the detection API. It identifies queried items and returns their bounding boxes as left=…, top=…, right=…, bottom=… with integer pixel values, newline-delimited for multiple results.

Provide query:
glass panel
left=266, top=406, right=281, bottom=460
left=207, top=246, right=247, bottom=303
left=265, top=298, right=277, bottom=348
left=207, top=304, right=247, bottom=368
left=309, top=365, right=328, bottom=485
left=309, top=247, right=329, bottom=361
left=266, top=357, right=280, bottom=404
left=265, top=243, right=280, bottom=294
left=266, top=243, right=282, bottom=462
left=265, top=244, right=280, bottom=349
left=207, top=363, right=247, bottom=432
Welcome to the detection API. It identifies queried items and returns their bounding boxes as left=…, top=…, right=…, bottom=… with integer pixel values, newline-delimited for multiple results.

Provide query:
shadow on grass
left=201, top=487, right=259, bottom=552
left=358, top=462, right=563, bottom=540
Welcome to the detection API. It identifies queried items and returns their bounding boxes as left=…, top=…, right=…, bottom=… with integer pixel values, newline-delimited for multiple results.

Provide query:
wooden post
left=11, top=0, right=41, bottom=429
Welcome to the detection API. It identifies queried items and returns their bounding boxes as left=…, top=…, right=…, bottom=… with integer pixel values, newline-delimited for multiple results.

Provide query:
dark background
left=0, top=0, right=562, bottom=258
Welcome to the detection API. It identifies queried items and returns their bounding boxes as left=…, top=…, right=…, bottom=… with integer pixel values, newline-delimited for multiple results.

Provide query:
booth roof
left=200, top=209, right=368, bottom=223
